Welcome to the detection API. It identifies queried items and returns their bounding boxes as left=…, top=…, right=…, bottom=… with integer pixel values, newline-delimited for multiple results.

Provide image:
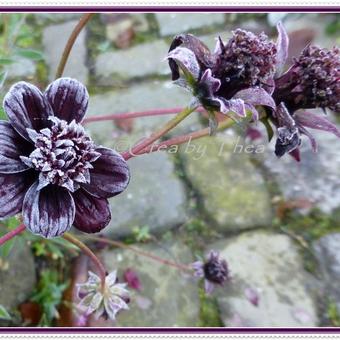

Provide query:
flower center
left=21, top=117, right=100, bottom=192
left=203, top=259, right=228, bottom=284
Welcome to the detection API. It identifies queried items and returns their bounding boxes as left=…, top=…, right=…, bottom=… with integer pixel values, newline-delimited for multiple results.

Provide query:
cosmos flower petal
left=275, top=21, right=289, bottom=76
left=234, top=87, right=276, bottom=110
left=22, top=181, right=75, bottom=238
left=73, top=189, right=111, bottom=233
left=200, top=69, right=221, bottom=93
left=294, top=111, right=340, bottom=138
left=3, top=81, right=53, bottom=141
left=83, top=147, right=130, bottom=199
left=289, top=148, right=301, bottom=162
left=45, top=77, right=89, bottom=123
left=298, top=125, right=318, bottom=152
left=0, top=172, right=32, bottom=219
left=0, top=121, right=31, bottom=173
left=167, top=47, right=200, bottom=82
left=219, top=98, right=246, bottom=117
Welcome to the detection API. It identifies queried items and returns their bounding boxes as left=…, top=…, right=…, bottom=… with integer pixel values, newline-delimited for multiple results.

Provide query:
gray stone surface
left=86, top=81, right=203, bottom=237
left=104, top=151, right=188, bottom=238
left=86, top=80, right=199, bottom=148
left=95, top=40, right=169, bottom=84
left=261, top=117, right=340, bottom=214
left=180, top=132, right=272, bottom=231
left=42, top=20, right=88, bottom=83
left=0, top=243, right=36, bottom=310
left=155, top=13, right=226, bottom=37
left=313, top=233, right=340, bottom=311
left=102, top=239, right=200, bottom=326
left=210, top=231, right=318, bottom=327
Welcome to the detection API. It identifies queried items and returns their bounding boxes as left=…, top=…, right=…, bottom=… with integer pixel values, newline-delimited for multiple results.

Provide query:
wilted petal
left=45, top=77, right=89, bottom=123
left=275, top=126, right=301, bottom=157
left=204, top=279, right=215, bottom=295
left=83, top=147, right=130, bottom=199
left=200, top=69, right=221, bottom=93
left=289, top=147, right=301, bottom=162
left=3, top=82, right=53, bottom=140
left=294, top=111, right=340, bottom=138
left=22, top=181, right=75, bottom=238
left=234, top=87, right=276, bottom=110
left=73, top=189, right=111, bottom=234
left=275, top=21, right=289, bottom=76
left=124, top=269, right=142, bottom=291
left=244, top=287, right=260, bottom=306
left=168, top=33, right=212, bottom=81
left=220, top=98, right=246, bottom=117
left=167, top=47, right=200, bottom=82
left=0, top=121, right=31, bottom=173
left=0, top=172, right=32, bottom=219
left=299, top=125, right=318, bottom=152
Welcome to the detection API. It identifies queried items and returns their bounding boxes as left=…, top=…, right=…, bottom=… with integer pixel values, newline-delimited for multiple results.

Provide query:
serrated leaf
left=15, top=49, right=44, bottom=61
left=0, top=305, right=11, bottom=320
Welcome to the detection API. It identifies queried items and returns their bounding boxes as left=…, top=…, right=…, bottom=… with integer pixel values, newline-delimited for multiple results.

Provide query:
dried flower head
left=77, top=271, right=130, bottom=321
left=192, top=250, right=230, bottom=294
left=0, top=78, right=130, bottom=238
left=213, top=29, right=277, bottom=98
left=167, top=27, right=279, bottom=131
left=274, top=45, right=340, bottom=113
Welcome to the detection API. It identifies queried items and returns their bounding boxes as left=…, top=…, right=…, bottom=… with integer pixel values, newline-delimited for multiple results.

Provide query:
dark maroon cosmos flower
left=166, top=25, right=284, bottom=131
left=0, top=78, right=130, bottom=238
left=192, top=250, right=230, bottom=294
left=272, top=36, right=340, bottom=158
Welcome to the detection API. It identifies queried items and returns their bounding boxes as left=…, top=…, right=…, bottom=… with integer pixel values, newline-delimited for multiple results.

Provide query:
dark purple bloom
left=274, top=45, right=340, bottom=113
left=192, top=250, right=230, bottom=294
left=0, top=78, right=130, bottom=238
left=271, top=29, right=340, bottom=158
left=167, top=26, right=280, bottom=131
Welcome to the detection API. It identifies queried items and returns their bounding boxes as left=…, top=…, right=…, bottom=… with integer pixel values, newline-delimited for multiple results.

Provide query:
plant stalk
left=0, top=224, right=26, bottom=247
left=55, top=13, right=94, bottom=79
left=63, top=232, right=107, bottom=289
left=121, top=106, right=196, bottom=160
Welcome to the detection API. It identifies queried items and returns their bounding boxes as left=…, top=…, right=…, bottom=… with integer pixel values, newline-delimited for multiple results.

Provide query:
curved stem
left=63, top=232, right=106, bottom=290
left=55, top=13, right=94, bottom=79
left=81, top=235, right=192, bottom=273
left=0, top=224, right=26, bottom=247
left=121, top=106, right=196, bottom=161
left=134, top=117, right=236, bottom=156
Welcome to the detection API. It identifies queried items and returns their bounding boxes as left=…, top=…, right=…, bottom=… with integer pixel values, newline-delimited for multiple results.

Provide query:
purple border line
left=0, top=6, right=339, bottom=11
left=0, top=6, right=339, bottom=334
left=1, top=327, right=340, bottom=333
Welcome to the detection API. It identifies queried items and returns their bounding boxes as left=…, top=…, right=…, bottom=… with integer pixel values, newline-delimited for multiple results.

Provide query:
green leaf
left=15, top=49, right=44, bottom=61
left=0, top=71, right=7, bottom=90
left=260, top=117, right=274, bottom=142
left=0, top=305, right=11, bottom=320
left=0, top=237, right=16, bottom=259
left=0, top=58, right=14, bottom=65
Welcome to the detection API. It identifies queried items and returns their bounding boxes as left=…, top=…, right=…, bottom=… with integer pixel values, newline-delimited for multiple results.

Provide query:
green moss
left=198, top=287, right=223, bottom=327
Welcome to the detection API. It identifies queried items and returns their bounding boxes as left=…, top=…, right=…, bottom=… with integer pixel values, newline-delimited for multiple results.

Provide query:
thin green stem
left=0, top=224, right=25, bottom=247
left=55, top=13, right=94, bottom=79
left=81, top=235, right=192, bottom=273
left=63, top=232, right=106, bottom=289
left=121, top=106, right=196, bottom=160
